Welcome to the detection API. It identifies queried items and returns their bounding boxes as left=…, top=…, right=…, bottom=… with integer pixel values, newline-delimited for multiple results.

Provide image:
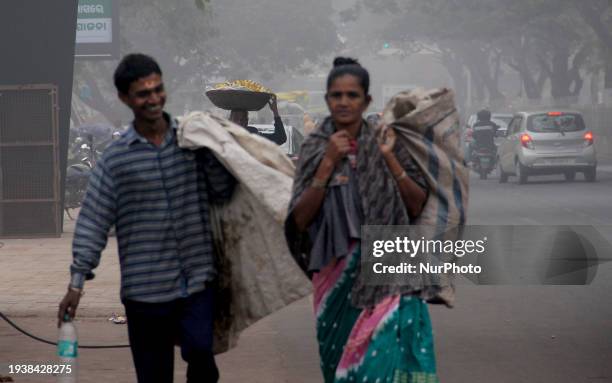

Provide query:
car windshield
left=527, top=113, right=585, bottom=133
left=251, top=124, right=303, bottom=156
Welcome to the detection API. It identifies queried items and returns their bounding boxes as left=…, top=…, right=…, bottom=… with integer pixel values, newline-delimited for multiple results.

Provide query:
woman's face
left=326, top=74, right=370, bottom=127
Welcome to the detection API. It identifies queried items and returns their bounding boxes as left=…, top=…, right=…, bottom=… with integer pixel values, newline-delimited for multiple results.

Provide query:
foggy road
left=217, top=162, right=612, bottom=382
left=426, top=162, right=612, bottom=383
left=2, top=163, right=611, bottom=383
left=3, top=1, right=612, bottom=382
left=468, top=164, right=612, bottom=227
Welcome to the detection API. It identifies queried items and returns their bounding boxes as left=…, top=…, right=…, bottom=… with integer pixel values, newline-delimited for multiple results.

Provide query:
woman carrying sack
left=285, top=57, right=439, bottom=383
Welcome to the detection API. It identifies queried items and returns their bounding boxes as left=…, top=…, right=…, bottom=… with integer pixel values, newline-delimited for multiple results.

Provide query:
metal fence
left=0, top=84, right=61, bottom=237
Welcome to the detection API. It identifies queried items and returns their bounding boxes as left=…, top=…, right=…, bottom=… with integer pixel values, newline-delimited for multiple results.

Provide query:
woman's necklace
left=348, top=139, right=358, bottom=169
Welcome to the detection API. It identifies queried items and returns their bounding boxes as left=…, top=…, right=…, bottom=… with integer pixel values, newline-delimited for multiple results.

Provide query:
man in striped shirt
left=58, top=54, right=236, bottom=382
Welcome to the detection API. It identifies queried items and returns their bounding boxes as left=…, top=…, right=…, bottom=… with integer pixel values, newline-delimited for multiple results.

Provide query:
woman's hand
left=324, top=130, right=352, bottom=165
left=377, top=125, right=426, bottom=218
left=292, top=131, right=351, bottom=231
left=378, top=125, right=396, bottom=157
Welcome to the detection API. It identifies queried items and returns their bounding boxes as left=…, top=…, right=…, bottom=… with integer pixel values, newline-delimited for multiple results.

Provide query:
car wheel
left=585, top=166, right=597, bottom=182
left=564, top=171, right=576, bottom=182
left=515, top=160, right=528, bottom=184
left=499, top=160, right=508, bottom=183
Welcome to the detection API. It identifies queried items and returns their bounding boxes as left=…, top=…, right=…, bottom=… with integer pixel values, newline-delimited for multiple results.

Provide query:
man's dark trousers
left=123, top=288, right=218, bottom=383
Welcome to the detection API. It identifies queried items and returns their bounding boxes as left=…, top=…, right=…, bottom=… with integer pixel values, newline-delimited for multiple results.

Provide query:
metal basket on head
left=206, top=80, right=273, bottom=111
left=205, top=89, right=273, bottom=111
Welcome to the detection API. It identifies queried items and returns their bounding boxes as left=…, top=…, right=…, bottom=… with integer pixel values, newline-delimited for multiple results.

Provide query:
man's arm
left=70, top=160, right=117, bottom=287
left=197, top=149, right=237, bottom=204
left=59, top=160, right=116, bottom=326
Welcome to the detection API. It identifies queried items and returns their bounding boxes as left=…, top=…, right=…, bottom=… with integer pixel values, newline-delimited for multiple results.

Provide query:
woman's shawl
left=177, top=111, right=311, bottom=354
left=285, top=88, right=467, bottom=308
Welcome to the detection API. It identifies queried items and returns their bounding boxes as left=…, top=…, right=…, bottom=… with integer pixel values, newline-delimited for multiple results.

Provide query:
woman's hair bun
left=327, top=56, right=370, bottom=94
left=333, top=57, right=360, bottom=67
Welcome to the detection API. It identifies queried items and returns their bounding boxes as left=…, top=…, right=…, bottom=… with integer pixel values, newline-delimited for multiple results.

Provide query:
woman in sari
left=285, top=57, right=439, bottom=383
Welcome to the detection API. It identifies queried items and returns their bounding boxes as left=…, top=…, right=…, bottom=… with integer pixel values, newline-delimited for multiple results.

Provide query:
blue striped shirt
left=69, top=114, right=236, bottom=302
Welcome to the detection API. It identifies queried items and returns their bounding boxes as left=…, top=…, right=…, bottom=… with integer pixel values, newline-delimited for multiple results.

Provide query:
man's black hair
left=326, top=57, right=370, bottom=95
left=113, top=53, right=162, bottom=94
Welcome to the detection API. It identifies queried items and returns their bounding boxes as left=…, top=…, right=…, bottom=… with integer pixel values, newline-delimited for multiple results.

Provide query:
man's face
left=119, top=73, right=166, bottom=122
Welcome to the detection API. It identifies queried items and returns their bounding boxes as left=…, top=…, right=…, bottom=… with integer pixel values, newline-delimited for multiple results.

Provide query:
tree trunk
left=505, top=45, right=546, bottom=100
left=590, top=71, right=600, bottom=104
left=577, top=2, right=612, bottom=53
left=550, top=47, right=571, bottom=99
left=460, top=44, right=504, bottom=102
left=576, top=2, right=612, bottom=90
left=439, top=48, right=468, bottom=109
left=605, top=50, right=612, bottom=89
left=548, top=45, right=587, bottom=101
left=472, top=70, right=486, bottom=102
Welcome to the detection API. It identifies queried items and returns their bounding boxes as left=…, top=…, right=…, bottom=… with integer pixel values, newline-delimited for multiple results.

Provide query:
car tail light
left=584, top=131, right=594, bottom=146
left=520, top=133, right=534, bottom=149
left=548, top=111, right=563, bottom=116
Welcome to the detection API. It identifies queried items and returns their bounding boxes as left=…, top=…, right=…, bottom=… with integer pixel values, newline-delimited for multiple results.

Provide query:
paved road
left=469, top=164, right=612, bottom=226
left=430, top=165, right=612, bottom=382
left=1, top=165, right=611, bottom=382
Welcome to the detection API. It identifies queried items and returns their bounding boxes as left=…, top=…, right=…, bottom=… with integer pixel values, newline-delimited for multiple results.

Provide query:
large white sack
left=178, top=111, right=311, bottom=354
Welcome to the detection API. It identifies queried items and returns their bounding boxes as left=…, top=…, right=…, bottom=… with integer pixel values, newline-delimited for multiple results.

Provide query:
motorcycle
left=471, top=146, right=496, bottom=180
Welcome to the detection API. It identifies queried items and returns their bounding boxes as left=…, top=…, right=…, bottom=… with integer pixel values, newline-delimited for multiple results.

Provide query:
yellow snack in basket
left=213, top=80, right=271, bottom=93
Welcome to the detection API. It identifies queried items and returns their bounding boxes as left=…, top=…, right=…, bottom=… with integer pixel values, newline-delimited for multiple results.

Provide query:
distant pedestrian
left=229, top=94, right=287, bottom=145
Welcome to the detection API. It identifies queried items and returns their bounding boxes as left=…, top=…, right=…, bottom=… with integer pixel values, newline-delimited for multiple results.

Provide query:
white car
left=250, top=124, right=304, bottom=158
left=497, top=111, right=597, bottom=184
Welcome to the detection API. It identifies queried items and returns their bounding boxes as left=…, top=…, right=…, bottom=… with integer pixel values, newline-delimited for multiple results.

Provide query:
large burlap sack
left=382, top=88, right=469, bottom=307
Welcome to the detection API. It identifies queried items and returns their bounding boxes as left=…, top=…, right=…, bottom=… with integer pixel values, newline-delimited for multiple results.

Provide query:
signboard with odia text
left=75, top=0, right=119, bottom=59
